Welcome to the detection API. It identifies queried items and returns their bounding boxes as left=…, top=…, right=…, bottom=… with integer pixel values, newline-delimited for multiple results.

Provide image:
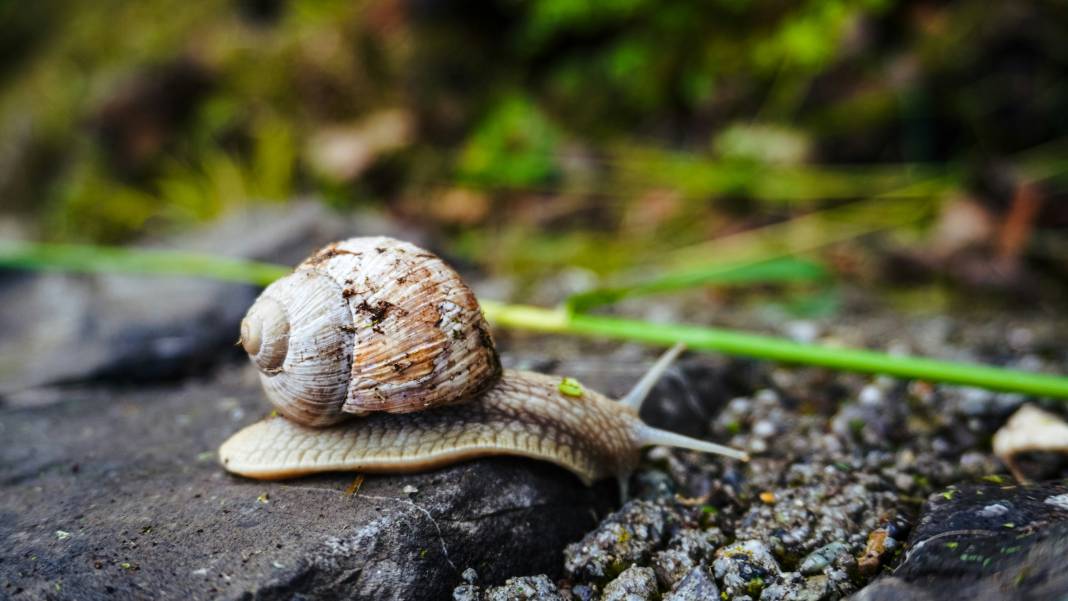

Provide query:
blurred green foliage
left=457, top=95, right=563, bottom=188
left=1, top=0, right=1067, bottom=275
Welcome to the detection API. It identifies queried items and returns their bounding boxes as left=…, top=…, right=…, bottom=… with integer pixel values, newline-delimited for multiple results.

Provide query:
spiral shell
left=239, top=237, right=501, bottom=426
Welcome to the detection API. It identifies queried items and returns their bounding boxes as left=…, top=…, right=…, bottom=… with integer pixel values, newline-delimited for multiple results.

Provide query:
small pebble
left=483, top=574, right=566, bottom=601
left=752, top=420, right=776, bottom=438
left=799, top=541, right=850, bottom=575
left=601, top=566, right=657, bottom=601
left=1045, top=494, right=1068, bottom=511
left=858, top=385, right=883, bottom=406
left=712, top=540, right=781, bottom=598
left=663, top=566, right=719, bottom=601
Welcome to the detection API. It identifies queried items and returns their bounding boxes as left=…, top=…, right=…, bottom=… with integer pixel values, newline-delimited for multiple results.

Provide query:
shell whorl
left=241, top=236, right=501, bottom=427
left=240, top=297, right=289, bottom=373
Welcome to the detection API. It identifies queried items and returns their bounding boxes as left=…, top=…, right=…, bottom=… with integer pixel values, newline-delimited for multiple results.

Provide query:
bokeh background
left=4, top=5, right=1068, bottom=598
left=2, top=0, right=1067, bottom=306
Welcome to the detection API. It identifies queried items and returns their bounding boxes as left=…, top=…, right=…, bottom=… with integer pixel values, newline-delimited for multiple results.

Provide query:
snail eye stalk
left=619, top=342, right=686, bottom=411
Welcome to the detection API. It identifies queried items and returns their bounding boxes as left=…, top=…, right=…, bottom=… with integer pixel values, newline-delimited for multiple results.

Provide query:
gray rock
left=758, top=571, right=806, bottom=601
left=453, top=584, right=481, bottom=601
left=0, top=366, right=613, bottom=600
left=563, top=500, right=676, bottom=582
left=631, top=469, right=677, bottom=501
left=863, top=481, right=1068, bottom=600
left=849, top=578, right=935, bottom=601
left=760, top=570, right=858, bottom=601
left=568, top=583, right=599, bottom=601
left=652, top=528, right=722, bottom=589
left=601, top=566, right=658, bottom=601
left=733, top=462, right=900, bottom=563
left=663, top=566, right=720, bottom=601
left=712, top=540, right=782, bottom=599
left=799, top=542, right=851, bottom=576
left=0, top=203, right=402, bottom=405
left=483, top=575, right=566, bottom=601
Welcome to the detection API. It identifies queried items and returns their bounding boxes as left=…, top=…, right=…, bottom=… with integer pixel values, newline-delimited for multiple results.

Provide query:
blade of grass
left=611, top=145, right=956, bottom=202
left=664, top=193, right=940, bottom=270
left=563, top=195, right=932, bottom=314
left=0, top=242, right=290, bottom=286
left=481, top=300, right=1068, bottom=399
left=566, top=256, right=828, bottom=313
left=3, top=241, right=1066, bottom=399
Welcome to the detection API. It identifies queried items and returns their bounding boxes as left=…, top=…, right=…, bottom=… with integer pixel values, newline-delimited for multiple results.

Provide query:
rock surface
left=453, top=574, right=568, bottom=601
left=600, top=565, right=658, bottom=601
left=854, top=481, right=1068, bottom=601
left=0, top=366, right=613, bottom=600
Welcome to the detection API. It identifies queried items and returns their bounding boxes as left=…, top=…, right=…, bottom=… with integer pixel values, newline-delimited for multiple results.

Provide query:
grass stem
left=481, top=300, right=1068, bottom=399
left=3, top=241, right=1066, bottom=399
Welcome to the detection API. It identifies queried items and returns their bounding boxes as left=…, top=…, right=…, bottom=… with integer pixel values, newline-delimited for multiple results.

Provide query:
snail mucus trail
left=219, top=237, right=748, bottom=494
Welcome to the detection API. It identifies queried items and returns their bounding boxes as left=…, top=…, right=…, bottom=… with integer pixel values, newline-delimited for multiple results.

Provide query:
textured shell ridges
left=243, top=236, right=501, bottom=426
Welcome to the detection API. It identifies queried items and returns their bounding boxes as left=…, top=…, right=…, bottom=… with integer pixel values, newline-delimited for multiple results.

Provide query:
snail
left=219, top=237, right=747, bottom=490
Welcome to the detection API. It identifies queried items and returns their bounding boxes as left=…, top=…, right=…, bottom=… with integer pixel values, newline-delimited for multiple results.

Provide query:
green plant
left=2, top=240, right=1066, bottom=399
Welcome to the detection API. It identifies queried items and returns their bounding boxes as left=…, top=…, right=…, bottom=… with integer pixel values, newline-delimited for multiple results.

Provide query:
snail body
left=222, top=370, right=636, bottom=483
left=221, top=237, right=746, bottom=485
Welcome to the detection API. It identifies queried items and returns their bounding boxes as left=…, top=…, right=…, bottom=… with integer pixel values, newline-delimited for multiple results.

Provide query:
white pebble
left=1044, top=494, right=1068, bottom=511
left=859, top=385, right=883, bottom=406
left=976, top=503, right=1009, bottom=518
left=752, top=420, right=776, bottom=438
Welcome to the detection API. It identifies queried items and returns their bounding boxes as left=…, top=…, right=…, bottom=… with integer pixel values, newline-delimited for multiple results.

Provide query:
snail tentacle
left=619, top=342, right=687, bottom=411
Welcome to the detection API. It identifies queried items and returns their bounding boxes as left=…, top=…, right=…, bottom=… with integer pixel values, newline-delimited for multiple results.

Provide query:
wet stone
left=453, top=584, right=480, bottom=601
left=663, top=566, right=720, bottom=601
left=631, top=468, right=677, bottom=501
left=799, top=542, right=851, bottom=576
left=758, top=571, right=808, bottom=601
left=563, top=500, right=677, bottom=582
left=601, top=565, right=658, bottom=601
left=651, top=528, right=723, bottom=589
left=848, top=578, right=936, bottom=601
left=0, top=367, right=613, bottom=600
left=712, top=539, right=782, bottom=598
left=870, top=480, right=1068, bottom=599
left=482, top=575, right=567, bottom=601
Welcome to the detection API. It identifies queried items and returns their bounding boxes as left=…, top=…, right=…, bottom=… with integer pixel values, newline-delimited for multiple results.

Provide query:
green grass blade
left=566, top=256, right=828, bottom=312
left=0, top=242, right=290, bottom=286
left=481, top=300, right=1068, bottom=399
left=3, top=241, right=1066, bottom=399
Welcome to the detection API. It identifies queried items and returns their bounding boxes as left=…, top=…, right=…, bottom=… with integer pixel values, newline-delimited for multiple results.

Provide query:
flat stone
left=0, top=366, right=613, bottom=600
left=853, top=481, right=1068, bottom=600
left=601, top=566, right=658, bottom=601
left=663, top=566, right=719, bottom=601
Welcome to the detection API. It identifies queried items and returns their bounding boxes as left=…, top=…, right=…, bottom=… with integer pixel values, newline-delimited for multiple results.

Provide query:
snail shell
left=239, top=237, right=501, bottom=427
